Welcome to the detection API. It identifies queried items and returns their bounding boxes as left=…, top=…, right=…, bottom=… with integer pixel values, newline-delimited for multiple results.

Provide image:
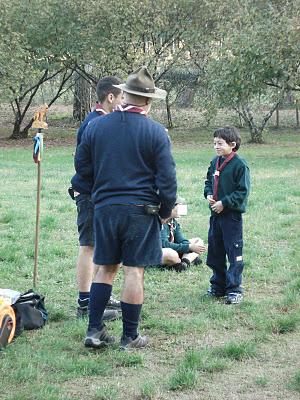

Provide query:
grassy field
left=0, top=127, right=299, bottom=400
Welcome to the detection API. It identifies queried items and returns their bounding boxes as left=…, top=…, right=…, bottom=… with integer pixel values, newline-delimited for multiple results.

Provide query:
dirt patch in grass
left=60, top=331, right=300, bottom=400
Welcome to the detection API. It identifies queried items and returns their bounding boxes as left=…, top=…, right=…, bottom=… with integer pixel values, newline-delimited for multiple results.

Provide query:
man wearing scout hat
left=75, top=66, right=177, bottom=350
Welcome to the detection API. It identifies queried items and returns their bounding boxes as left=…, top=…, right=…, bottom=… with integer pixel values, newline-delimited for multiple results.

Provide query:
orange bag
left=0, top=298, right=16, bottom=348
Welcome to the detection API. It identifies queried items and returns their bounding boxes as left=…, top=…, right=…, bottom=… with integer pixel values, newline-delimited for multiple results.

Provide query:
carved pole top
left=32, top=103, right=49, bottom=129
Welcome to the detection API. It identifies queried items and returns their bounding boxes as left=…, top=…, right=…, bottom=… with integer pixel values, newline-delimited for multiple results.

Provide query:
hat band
left=126, top=84, right=155, bottom=94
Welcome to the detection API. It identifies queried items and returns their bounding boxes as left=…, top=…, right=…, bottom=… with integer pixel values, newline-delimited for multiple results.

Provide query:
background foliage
left=0, top=0, right=299, bottom=140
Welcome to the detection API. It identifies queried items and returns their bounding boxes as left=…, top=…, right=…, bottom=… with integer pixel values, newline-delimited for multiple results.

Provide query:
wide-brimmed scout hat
left=114, top=66, right=166, bottom=99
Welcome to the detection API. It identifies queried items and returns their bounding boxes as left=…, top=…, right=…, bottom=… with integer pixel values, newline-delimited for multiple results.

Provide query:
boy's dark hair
left=213, top=126, right=241, bottom=151
left=96, top=76, right=122, bottom=103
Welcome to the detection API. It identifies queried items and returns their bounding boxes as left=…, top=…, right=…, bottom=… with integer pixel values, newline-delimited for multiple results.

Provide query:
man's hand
left=211, top=200, right=223, bottom=214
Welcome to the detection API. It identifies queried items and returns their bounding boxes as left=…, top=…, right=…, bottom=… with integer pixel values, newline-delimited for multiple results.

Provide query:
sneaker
left=181, top=258, right=191, bottom=268
left=193, top=256, right=202, bottom=266
left=120, top=334, right=149, bottom=350
left=206, top=288, right=225, bottom=298
left=77, top=307, right=119, bottom=321
left=225, top=292, right=243, bottom=304
left=106, top=294, right=121, bottom=310
left=84, top=326, right=115, bottom=348
left=173, top=261, right=189, bottom=272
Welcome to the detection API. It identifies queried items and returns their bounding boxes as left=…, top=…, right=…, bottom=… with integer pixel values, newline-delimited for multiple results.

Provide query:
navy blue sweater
left=75, top=111, right=177, bottom=218
left=71, top=110, right=103, bottom=193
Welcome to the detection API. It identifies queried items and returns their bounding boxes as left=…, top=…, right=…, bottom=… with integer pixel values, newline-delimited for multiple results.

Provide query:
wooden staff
left=32, top=104, right=48, bottom=288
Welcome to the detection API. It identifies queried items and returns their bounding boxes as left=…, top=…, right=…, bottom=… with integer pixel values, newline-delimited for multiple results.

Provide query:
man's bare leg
left=76, top=246, right=94, bottom=317
left=77, top=246, right=94, bottom=293
left=121, top=266, right=144, bottom=304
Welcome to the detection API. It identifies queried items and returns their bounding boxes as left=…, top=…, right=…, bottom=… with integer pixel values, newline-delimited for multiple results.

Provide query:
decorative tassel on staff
left=31, top=104, right=49, bottom=288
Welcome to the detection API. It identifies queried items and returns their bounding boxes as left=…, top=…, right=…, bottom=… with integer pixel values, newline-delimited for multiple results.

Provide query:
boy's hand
left=207, top=195, right=215, bottom=205
left=211, top=200, right=223, bottom=214
left=189, top=242, right=206, bottom=255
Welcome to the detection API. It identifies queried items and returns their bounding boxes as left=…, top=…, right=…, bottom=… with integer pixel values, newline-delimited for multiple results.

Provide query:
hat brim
left=113, top=83, right=166, bottom=100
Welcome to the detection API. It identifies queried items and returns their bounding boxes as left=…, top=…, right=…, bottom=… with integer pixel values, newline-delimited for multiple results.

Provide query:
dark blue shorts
left=93, top=205, right=162, bottom=267
left=76, top=194, right=94, bottom=246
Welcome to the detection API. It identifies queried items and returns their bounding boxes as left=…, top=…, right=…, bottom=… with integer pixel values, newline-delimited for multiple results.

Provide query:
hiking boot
left=206, top=288, right=225, bottom=298
left=77, top=304, right=89, bottom=318
left=120, top=334, right=149, bottom=351
left=84, top=326, right=115, bottom=348
left=77, top=307, right=119, bottom=321
left=106, top=294, right=121, bottom=310
left=225, top=292, right=243, bottom=304
left=102, top=309, right=119, bottom=321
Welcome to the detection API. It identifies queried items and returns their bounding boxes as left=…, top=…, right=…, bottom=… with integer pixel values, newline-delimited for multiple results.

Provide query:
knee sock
left=88, top=283, right=112, bottom=331
left=121, top=301, right=142, bottom=339
left=78, top=291, right=90, bottom=307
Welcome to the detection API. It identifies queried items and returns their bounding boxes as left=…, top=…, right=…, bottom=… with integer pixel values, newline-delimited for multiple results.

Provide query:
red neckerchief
left=115, top=103, right=147, bottom=116
left=95, top=103, right=108, bottom=115
left=168, top=219, right=175, bottom=243
left=213, top=151, right=236, bottom=201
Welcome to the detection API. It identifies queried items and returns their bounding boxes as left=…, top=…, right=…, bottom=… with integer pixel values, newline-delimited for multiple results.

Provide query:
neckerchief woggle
left=114, top=104, right=147, bottom=116
left=168, top=219, right=175, bottom=243
left=213, top=151, right=236, bottom=201
left=94, top=103, right=108, bottom=115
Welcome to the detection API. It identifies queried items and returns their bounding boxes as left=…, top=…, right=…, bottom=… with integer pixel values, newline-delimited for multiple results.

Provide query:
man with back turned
left=75, top=66, right=177, bottom=350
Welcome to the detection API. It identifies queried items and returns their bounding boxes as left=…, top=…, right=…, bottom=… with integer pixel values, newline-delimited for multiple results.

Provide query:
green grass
left=0, top=127, right=300, bottom=399
left=182, top=348, right=227, bottom=373
left=289, top=370, right=300, bottom=392
left=213, top=340, right=257, bottom=360
left=169, top=366, right=197, bottom=391
left=139, top=382, right=157, bottom=399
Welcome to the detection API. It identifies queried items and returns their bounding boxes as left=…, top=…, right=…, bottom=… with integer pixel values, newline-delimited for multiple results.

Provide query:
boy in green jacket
left=204, top=126, right=250, bottom=304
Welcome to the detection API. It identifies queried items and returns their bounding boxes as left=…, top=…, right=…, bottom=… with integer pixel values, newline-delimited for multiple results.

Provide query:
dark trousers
left=206, top=211, right=244, bottom=294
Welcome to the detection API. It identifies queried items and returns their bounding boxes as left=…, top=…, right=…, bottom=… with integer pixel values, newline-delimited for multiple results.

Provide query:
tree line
left=0, top=0, right=299, bottom=142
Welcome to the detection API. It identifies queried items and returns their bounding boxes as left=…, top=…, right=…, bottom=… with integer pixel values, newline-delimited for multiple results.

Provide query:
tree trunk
left=296, top=100, right=299, bottom=128
left=275, top=105, right=279, bottom=128
left=250, top=126, right=263, bottom=143
left=73, top=72, right=92, bottom=122
left=10, top=106, right=33, bottom=139
left=236, top=100, right=281, bottom=143
left=11, top=114, right=23, bottom=139
left=165, top=97, right=173, bottom=129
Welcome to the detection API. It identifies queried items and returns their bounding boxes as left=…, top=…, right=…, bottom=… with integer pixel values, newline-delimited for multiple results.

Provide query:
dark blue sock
left=88, top=283, right=112, bottom=330
left=78, top=291, right=90, bottom=307
left=121, top=301, right=142, bottom=339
